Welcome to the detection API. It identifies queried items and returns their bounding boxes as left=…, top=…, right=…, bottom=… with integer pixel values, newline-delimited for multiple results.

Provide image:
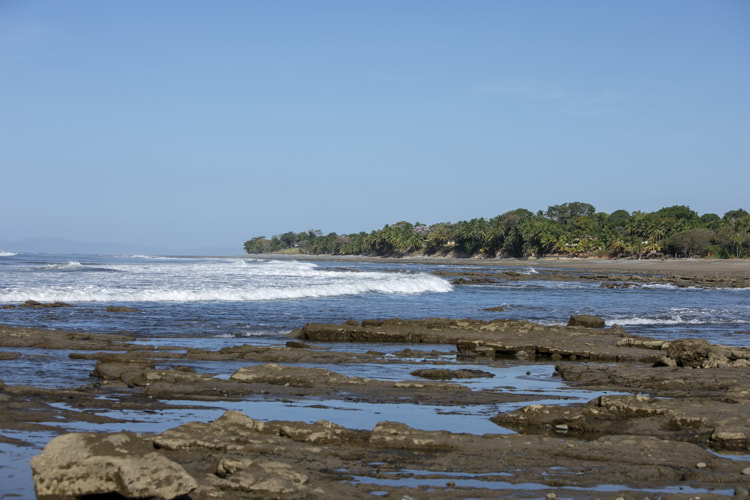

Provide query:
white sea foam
left=0, top=251, right=17, bottom=257
left=0, top=259, right=452, bottom=303
left=638, top=283, right=703, bottom=291
left=36, top=261, right=86, bottom=271
left=606, top=315, right=748, bottom=326
left=123, top=254, right=177, bottom=260
left=607, top=315, right=702, bottom=326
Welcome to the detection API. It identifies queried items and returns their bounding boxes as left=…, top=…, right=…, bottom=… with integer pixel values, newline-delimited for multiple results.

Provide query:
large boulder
left=32, top=432, right=197, bottom=500
left=92, top=360, right=153, bottom=386
left=567, top=314, right=606, bottom=329
left=666, top=338, right=732, bottom=368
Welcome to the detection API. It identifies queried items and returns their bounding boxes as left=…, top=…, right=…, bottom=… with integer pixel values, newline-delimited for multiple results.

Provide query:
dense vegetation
left=244, top=203, right=750, bottom=259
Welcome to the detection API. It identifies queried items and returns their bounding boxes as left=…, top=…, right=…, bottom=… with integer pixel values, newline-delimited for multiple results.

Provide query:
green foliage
left=545, top=202, right=595, bottom=225
left=666, top=228, right=714, bottom=257
left=243, top=202, right=750, bottom=259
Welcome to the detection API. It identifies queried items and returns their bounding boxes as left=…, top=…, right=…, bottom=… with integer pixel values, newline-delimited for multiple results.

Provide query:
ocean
left=1, top=252, right=750, bottom=497
left=1, top=252, right=749, bottom=347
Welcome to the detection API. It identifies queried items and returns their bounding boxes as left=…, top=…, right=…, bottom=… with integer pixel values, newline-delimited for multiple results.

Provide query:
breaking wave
left=36, top=261, right=85, bottom=271
left=0, top=251, right=17, bottom=257
left=33, top=261, right=120, bottom=272
left=607, top=310, right=749, bottom=327
left=607, top=315, right=702, bottom=326
left=0, top=258, right=452, bottom=303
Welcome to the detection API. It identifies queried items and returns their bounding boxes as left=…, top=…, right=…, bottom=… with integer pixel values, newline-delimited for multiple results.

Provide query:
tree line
left=244, top=203, right=750, bottom=259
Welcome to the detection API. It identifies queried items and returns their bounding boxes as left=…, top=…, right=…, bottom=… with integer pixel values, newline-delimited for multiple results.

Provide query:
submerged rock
left=20, top=300, right=73, bottom=309
left=105, top=305, right=140, bottom=312
left=411, top=368, right=494, bottom=380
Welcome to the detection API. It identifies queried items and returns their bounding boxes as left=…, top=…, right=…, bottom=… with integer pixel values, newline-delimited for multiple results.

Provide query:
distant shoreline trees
left=244, top=203, right=750, bottom=260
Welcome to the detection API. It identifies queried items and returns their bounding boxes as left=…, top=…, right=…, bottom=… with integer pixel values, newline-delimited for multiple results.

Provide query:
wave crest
left=0, top=269, right=452, bottom=303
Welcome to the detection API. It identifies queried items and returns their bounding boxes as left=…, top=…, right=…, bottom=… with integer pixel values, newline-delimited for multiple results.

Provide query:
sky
left=2, top=1, right=749, bottom=253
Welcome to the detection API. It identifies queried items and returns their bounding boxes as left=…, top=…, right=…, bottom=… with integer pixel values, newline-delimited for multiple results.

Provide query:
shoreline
left=245, top=253, right=750, bottom=288
left=246, top=252, right=750, bottom=274
left=4, top=319, right=750, bottom=498
left=3, top=258, right=750, bottom=498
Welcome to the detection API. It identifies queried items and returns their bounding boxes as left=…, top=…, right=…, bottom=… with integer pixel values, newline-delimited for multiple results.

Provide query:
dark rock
left=20, top=300, right=74, bottom=309
left=105, top=306, right=140, bottom=312
left=93, top=360, right=153, bottom=386
left=286, top=341, right=309, bottom=348
left=411, top=368, right=495, bottom=380
left=567, top=314, right=606, bottom=328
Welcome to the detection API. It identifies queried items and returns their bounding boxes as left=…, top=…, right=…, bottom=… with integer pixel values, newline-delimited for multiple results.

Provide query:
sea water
left=0, top=252, right=748, bottom=346
left=1, top=252, right=749, bottom=497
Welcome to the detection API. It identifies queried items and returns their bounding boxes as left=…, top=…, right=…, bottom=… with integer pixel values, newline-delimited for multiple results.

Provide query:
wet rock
left=0, top=325, right=137, bottom=350
left=411, top=368, right=494, bottom=380
left=482, top=306, right=506, bottom=312
left=390, top=348, right=446, bottom=358
left=494, top=391, right=750, bottom=452
left=93, top=359, right=154, bottom=386
left=567, top=314, right=606, bottom=328
left=32, top=432, right=196, bottom=500
left=105, top=306, right=140, bottom=312
left=295, top=318, right=667, bottom=364
left=20, top=300, right=73, bottom=309
left=0, top=352, right=21, bottom=360
left=230, top=363, right=367, bottom=387
left=286, top=340, right=310, bottom=348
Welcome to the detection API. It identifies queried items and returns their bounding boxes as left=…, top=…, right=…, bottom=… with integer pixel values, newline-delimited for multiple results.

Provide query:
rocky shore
left=1, top=313, right=749, bottom=499
left=2, top=260, right=750, bottom=499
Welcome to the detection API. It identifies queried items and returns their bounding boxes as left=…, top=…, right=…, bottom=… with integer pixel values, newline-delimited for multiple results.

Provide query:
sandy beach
left=252, top=253, right=750, bottom=289
left=255, top=252, right=750, bottom=273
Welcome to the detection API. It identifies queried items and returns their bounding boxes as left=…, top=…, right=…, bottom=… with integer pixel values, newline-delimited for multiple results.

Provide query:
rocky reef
left=1, top=316, right=749, bottom=498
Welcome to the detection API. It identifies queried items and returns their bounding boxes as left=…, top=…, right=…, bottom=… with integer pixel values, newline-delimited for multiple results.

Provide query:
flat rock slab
left=493, top=393, right=750, bottom=452
left=0, top=324, right=138, bottom=350
left=558, top=363, right=750, bottom=398
left=292, top=318, right=669, bottom=363
left=88, top=360, right=546, bottom=407
left=32, top=410, right=748, bottom=499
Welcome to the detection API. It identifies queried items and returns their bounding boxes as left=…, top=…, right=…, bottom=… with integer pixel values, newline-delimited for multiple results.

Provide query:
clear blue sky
left=2, top=1, right=749, bottom=252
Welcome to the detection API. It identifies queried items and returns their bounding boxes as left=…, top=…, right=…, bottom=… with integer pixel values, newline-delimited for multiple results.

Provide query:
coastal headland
left=2, top=258, right=750, bottom=499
